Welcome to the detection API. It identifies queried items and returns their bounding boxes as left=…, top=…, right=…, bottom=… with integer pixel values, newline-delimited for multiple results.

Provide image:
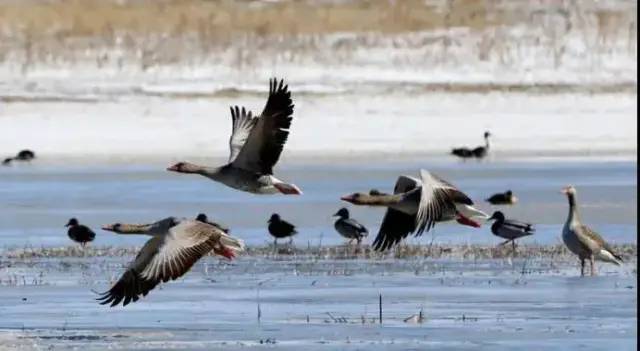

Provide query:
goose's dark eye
left=113, top=223, right=122, bottom=231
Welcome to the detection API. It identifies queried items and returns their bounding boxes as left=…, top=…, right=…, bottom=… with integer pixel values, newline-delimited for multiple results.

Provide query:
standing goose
left=561, top=185, right=623, bottom=276
left=99, top=217, right=244, bottom=307
left=333, top=208, right=368, bottom=245
left=167, top=78, right=301, bottom=195
left=340, top=170, right=488, bottom=251
left=267, top=213, right=297, bottom=245
left=486, top=211, right=534, bottom=253
left=451, top=131, right=491, bottom=159
left=65, top=218, right=96, bottom=247
left=486, top=190, right=518, bottom=205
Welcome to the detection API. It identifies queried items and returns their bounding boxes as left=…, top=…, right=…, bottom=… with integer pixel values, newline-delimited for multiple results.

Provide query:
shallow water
left=0, top=157, right=636, bottom=248
left=0, top=255, right=636, bottom=350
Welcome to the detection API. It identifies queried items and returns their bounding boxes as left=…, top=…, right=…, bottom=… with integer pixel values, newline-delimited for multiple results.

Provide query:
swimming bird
left=195, top=213, right=230, bottom=233
left=451, top=131, right=491, bottom=159
left=65, top=218, right=96, bottom=247
left=99, top=217, right=244, bottom=307
left=15, top=150, right=35, bottom=161
left=167, top=78, right=301, bottom=195
left=561, top=185, right=623, bottom=276
left=486, top=190, right=518, bottom=205
left=2, top=149, right=36, bottom=166
left=267, top=213, right=297, bottom=245
left=333, top=208, right=368, bottom=245
left=341, top=170, right=489, bottom=251
left=486, top=211, right=534, bottom=253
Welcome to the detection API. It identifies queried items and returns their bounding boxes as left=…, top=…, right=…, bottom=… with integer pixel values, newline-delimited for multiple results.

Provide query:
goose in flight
left=561, top=185, right=623, bottom=276
left=98, top=217, right=244, bottom=307
left=451, top=131, right=491, bottom=159
left=167, top=78, right=301, bottom=195
left=341, top=170, right=488, bottom=251
left=486, top=211, right=534, bottom=253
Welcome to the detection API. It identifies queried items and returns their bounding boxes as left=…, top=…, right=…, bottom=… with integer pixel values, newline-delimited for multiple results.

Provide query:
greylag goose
left=561, top=185, right=623, bottom=276
left=486, top=190, right=518, bottom=205
left=167, top=78, right=301, bottom=195
left=486, top=211, right=534, bottom=253
left=333, top=208, right=368, bottom=245
left=195, top=213, right=230, bottom=233
left=341, top=170, right=489, bottom=251
left=99, top=217, right=244, bottom=307
left=268, top=213, right=297, bottom=245
left=65, top=218, right=96, bottom=247
left=451, top=131, right=490, bottom=159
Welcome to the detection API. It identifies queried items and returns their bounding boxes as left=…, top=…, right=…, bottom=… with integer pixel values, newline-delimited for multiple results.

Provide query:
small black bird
left=487, top=211, right=534, bottom=253
left=195, top=213, right=230, bottom=233
left=2, top=150, right=36, bottom=166
left=15, top=150, right=36, bottom=161
left=333, top=208, right=368, bottom=245
left=486, top=190, right=518, bottom=205
left=451, top=131, right=491, bottom=160
left=267, top=213, right=297, bottom=246
left=65, top=218, right=96, bottom=247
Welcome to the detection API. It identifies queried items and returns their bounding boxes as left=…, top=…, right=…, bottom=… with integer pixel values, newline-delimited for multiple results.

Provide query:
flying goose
left=99, top=217, right=244, bottom=307
left=333, top=208, right=368, bottom=245
left=451, top=131, right=491, bottom=159
left=167, top=78, right=301, bottom=195
left=486, top=190, right=518, bottom=205
left=561, top=185, right=623, bottom=276
left=195, top=213, right=230, bottom=233
left=340, top=170, right=489, bottom=251
left=486, top=211, right=534, bottom=253
left=65, top=218, right=96, bottom=247
left=267, top=213, right=297, bottom=245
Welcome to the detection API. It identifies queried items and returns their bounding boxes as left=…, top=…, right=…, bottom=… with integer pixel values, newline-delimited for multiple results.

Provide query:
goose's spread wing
left=372, top=175, right=420, bottom=251
left=228, top=106, right=258, bottom=163
left=415, top=170, right=467, bottom=235
left=98, top=220, right=227, bottom=307
left=231, top=78, right=294, bottom=174
left=577, top=224, right=623, bottom=261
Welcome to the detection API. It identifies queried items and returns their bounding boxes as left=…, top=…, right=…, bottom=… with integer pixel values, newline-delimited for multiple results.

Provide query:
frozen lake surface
left=0, top=252, right=636, bottom=350
left=0, top=157, right=636, bottom=248
left=0, top=157, right=637, bottom=350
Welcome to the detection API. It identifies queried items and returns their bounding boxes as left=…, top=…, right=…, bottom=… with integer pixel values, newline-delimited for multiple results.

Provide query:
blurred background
left=0, top=0, right=636, bottom=249
left=0, top=0, right=636, bottom=158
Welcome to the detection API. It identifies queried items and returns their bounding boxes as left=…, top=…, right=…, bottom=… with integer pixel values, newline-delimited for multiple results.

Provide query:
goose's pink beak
left=274, top=183, right=303, bottom=195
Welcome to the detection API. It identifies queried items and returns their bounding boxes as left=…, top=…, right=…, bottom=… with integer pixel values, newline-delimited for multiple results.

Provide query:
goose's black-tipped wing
left=231, top=78, right=294, bottom=174
left=577, top=225, right=623, bottom=262
left=414, top=170, right=463, bottom=236
left=228, top=106, right=258, bottom=163
left=372, top=176, right=421, bottom=251
left=97, top=221, right=236, bottom=307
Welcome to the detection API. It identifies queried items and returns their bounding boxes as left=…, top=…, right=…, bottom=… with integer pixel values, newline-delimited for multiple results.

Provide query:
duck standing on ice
left=167, top=78, right=301, bottom=195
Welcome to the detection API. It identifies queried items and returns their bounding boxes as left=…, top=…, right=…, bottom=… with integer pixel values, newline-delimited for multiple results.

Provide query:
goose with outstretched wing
left=341, top=170, right=488, bottom=251
left=167, top=78, right=301, bottom=195
left=98, top=217, right=244, bottom=307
